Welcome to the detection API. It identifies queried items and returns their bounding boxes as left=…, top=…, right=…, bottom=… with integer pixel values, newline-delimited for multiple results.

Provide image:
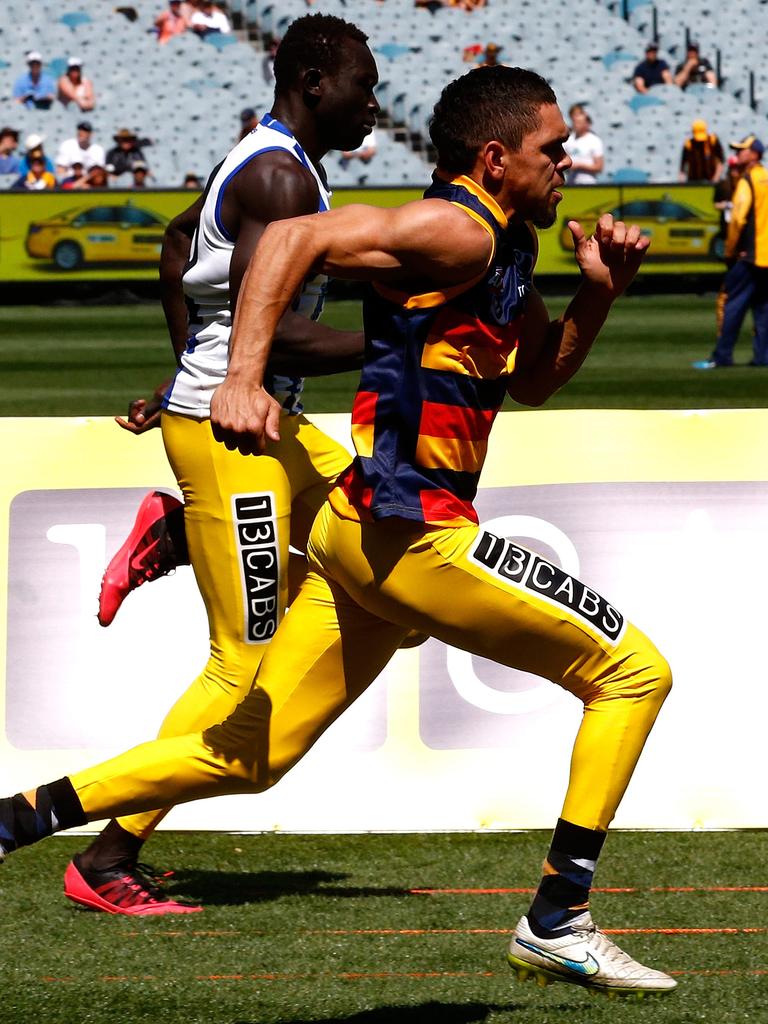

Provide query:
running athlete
left=59, top=12, right=378, bottom=916
left=1, top=67, right=675, bottom=997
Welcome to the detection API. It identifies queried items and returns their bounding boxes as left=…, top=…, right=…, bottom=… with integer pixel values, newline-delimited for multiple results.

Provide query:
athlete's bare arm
left=115, top=195, right=207, bottom=434
left=211, top=199, right=493, bottom=453
left=225, top=151, right=366, bottom=376
left=508, top=215, right=649, bottom=405
left=116, top=155, right=368, bottom=435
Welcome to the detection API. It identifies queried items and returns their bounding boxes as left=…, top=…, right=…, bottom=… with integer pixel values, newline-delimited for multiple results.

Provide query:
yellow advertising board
left=0, top=183, right=725, bottom=283
left=1, top=411, right=767, bottom=832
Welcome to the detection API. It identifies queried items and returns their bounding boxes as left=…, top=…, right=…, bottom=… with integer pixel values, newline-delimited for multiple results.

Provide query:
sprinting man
left=1, top=66, right=676, bottom=997
left=58, top=12, right=377, bottom=916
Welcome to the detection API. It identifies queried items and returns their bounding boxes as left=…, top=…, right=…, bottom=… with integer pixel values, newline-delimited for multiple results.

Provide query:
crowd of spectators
left=633, top=40, right=717, bottom=93
left=153, top=0, right=231, bottom=43
left=0, top=123, right=157, bottom=190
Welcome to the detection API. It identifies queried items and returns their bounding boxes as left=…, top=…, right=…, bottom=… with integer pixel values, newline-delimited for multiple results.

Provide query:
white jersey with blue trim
left=164, top=114, right=331, bottom=419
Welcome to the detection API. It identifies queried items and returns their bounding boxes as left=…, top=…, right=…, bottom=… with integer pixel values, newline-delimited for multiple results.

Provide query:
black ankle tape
left=8, top=778, right=87, bottom=849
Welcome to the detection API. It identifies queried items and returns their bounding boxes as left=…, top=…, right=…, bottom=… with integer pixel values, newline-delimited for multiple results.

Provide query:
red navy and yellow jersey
left=330, top=172, right=536, bottom=528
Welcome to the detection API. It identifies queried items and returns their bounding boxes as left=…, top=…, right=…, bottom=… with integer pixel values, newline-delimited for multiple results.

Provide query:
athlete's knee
left=201, top=686, right=274, bottom=790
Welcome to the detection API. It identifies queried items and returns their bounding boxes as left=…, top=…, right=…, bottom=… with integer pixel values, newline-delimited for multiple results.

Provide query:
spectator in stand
left=106, top=128, right=149, bottom=181
left=674, top=41, right=717, bottom=90
left=12, top=153, right=56, bottom=190
left=183, top=172, right=202, bottom=188
left=0, top=128, right=21, bottom=176
left=478, top=42, right=505, bottom=67
left=679, top=119, right=723, bottom=183
left=238, top=107, right=258, bottom=141
left=60, top=161, right=88, bottom=189
left=131, top=161, right=150, bottom=188
left=55, top=121, right=106, bottom=178
left=155, top=0, right=188, bottom=43
left=19, top=134, right=55, bottom=177
left=57, top=57, right=95, bottom=112
left=450, top=0, right=486, bottom=9
left=632, top=42, right=672, bottom=93
left=564, top=104, right=604, bottom=184
left=190, top=1, right=230, bottom=37
left=84, top=164, right=109, bottom=189
left=13, top=52, right=56, bottom=110
left=339, top=128, right=377, bottom=184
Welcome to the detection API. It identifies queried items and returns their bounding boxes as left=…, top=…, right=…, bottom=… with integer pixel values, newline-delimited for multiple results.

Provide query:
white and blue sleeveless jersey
left=164, top=114, right=332, bottom=419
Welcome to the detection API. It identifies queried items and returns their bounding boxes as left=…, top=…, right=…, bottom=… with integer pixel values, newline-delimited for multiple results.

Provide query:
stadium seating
left=0, top=0, right=767, bottom=187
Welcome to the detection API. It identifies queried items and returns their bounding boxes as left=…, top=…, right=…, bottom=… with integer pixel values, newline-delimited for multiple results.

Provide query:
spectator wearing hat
left=131, top=161, right=150, bottom=188
left=12, top=153, right=56, bottom=191
left=632, top=42, right=672, bottom=93
left=155, top=0, right=188, bottom=43
left=0, top=128, right=21, bottom=176
left=60, top=161, right=88, bottom=189
left=183, top=172, right=202, bottom=189
left=106, top=128, right=149, bottom=180
left=19, top=134, right=55, bottom=177
left=564, top=104, right=604, bottom=184
left=679, top=120, right=723, bottom=182
left=57, top=58, right=95, bottom=111
left=674, top=42, right=717, bottom=90
left=13, top=52, right=55, bottom=109
left=55, top=121, right=105, bottom=178
left=478, top=42, right=505, bottom=67
left=238, top=107, right=258, bottom=141
left=189, top=1, right=231, bottom=36
left=695, top=135, right=768, bottom=368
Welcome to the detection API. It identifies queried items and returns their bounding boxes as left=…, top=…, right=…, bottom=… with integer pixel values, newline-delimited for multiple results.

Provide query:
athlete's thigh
left=205, top=568, right=407, bottom=782
left=318, top=509, right=660, bottom=699
left=162, top=412, right=291, bottom=650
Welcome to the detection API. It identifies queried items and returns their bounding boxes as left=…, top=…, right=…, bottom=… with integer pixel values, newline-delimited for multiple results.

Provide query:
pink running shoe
left=64, top=855, right=202, bottom=916
left=98, top=490, right=185, bottom=626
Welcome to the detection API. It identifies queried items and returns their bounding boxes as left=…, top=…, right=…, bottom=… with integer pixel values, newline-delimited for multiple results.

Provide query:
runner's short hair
left=274, top=14, right=368, bottom=91
left=430, top=66, right=557, bottom=173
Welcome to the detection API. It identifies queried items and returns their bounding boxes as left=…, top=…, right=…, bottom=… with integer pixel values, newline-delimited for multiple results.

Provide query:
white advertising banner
left=1, top=411, right=767, bottom=831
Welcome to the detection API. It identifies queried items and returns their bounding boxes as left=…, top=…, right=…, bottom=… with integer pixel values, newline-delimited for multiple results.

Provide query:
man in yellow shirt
left=695, top=133, right=768, bottom=367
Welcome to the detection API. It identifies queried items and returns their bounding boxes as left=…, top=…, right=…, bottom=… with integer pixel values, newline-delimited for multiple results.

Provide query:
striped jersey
left=164, top=114, right=331, bottom=419
left=330, top=172, right=536, bottom=528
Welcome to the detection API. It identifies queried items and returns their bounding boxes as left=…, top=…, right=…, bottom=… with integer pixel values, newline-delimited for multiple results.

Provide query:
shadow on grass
left=165, top=869, right=418, bottom=906
left=235, top=1003, right=530, bottom=1024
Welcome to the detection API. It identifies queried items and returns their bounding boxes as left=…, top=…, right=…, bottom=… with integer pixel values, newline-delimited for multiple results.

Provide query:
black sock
left=78, top=819, right=144, bottom=872
left=0, top=778, right=86, bottom=854
left=527, top=818, right=606, bottom=938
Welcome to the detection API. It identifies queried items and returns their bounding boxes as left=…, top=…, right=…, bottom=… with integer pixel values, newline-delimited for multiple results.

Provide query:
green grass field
left=2, top=831, right=764, bottom=1023
left=0, top=294, right=765, bottom=417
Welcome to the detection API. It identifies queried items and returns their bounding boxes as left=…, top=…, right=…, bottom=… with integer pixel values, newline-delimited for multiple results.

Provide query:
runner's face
left=505, top=103, right=571, bottom=228
left=320, top=40, right=379, bottom=152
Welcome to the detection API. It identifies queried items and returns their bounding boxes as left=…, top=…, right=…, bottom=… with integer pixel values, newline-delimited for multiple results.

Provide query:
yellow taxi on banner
left=559, top=194, right=722, bottom=260
left=25, top=201, right=167, bottom=270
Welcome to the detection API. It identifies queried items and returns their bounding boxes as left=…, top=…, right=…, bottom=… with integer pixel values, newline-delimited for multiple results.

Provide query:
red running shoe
left=64, top=855, right=202, bottom=916
left=98, top=490, right=184, bottom=626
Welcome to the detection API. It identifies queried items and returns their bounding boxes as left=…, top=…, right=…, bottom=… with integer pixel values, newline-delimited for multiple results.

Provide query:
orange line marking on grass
left=410, top=886, right=768, bottom=895
left=308, top=927, right=767, bottom=937
left=43, top=968, right=768, bottom=984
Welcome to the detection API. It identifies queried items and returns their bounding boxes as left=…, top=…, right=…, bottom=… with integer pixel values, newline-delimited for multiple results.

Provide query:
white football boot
left=507, top=912, right=677, bottom=998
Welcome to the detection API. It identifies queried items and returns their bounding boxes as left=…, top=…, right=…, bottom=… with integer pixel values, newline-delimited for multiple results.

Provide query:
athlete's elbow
left=507, top=381, right=555, bottom=407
